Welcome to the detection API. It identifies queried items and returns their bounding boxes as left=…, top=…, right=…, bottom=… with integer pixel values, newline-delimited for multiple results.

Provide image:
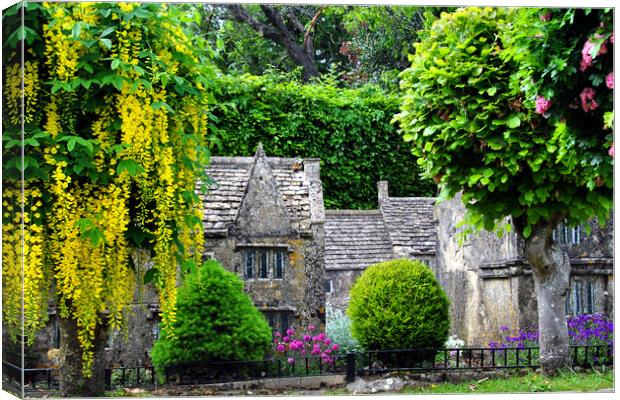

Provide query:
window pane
left=275, top=251, right=283, bottom=279
left=574, top=281, right=582, bottom=314
left=245, top=251, right=254, bottom=279
left=586, top=281, right=593, bottom=314
left=260, top=251, right=268, bottom=278
left=324, top=279, right=332, bottom=293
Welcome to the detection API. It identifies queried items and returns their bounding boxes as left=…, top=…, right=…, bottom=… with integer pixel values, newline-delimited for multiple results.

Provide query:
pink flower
left=307, top=325, right=316, bottom=332
left=274, top=332, right=281, bottom=337
left=535, top=96, right=553, bottom=115
left=286, top=328, right=295, bottom=337
left=276, top=344, right=286, bottom=353
left=580, top=87, right=598, bottom=112
left=301, top=349, right=306, bottom=355
left=324, top=348, right=332, bottom=354
left=540, top=11, right=552, bottom=21
left=303, top=334, right=311, bottom=342
left=283, top=336, right=290, bottom=343
left=287, top=357, right=295, bottom=365
left=331, top=343, right=340, bottom=351
left=609, top=143, right=614, bottom=158
left=611, top=33, right=614, bottom=44
left=311, top=344, right=321, bottom=355
left=581, top=40, right=595, bottom=71
left=324, top=338, right=332, bottom=345
left=317, top=333, right=326, bottom=341
left=606, top=72, right=614, bottom=89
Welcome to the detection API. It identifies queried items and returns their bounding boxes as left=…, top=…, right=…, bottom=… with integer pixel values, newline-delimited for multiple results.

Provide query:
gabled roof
left=198, top=149, right=312, bottom=236
left=325, top=210, right=393, bottom=270
left=380, top=197, right=437, bottom=256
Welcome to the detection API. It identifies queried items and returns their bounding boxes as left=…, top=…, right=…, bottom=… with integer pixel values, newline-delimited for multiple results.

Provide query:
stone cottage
left=198, top=144, right=326, bottom=334
left=324, top=182, right=437, bottom=312
left=435, top=192, right=614, bottom=345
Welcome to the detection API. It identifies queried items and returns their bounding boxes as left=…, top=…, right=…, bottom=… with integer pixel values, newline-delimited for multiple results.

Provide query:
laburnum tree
left=395, top=7, right=613, bottom=374
left=2, top=2, right=212, bottom=396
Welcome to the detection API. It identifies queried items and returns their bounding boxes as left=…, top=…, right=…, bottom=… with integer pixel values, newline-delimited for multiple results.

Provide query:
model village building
left=23, top=146, right=613, bottom=367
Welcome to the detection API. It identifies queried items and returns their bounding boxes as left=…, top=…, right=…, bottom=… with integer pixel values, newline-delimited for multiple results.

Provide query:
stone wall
left=435, top=193, right=614, bottom=346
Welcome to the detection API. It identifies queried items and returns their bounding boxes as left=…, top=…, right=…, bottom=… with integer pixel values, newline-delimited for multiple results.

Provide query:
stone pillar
left=377, top=180, right=389, bottom=207
left=304, top=158, right=326, bottom=329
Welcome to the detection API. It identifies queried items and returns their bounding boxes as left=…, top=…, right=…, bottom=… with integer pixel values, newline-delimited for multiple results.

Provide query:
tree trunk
left=524, top=221, right=572, bottom=375
left=59, top=317, right=108, bottom=397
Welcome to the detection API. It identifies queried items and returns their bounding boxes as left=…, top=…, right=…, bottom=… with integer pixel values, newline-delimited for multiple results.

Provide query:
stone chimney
left=305, top=159, right=324, bottom=224
left=378, top=180, right=389, bottom=207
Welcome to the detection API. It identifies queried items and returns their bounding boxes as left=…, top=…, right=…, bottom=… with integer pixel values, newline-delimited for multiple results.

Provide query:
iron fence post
left=346, top=353, right=356, bottom=383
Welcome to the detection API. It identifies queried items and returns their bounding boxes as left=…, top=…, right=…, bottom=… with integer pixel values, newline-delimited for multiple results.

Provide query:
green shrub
left=347, top=259, right=450, bottom=351
left=150, top=260, right=272, bottom=377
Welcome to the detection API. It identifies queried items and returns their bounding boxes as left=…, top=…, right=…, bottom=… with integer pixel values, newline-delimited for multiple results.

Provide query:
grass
left=402, top=368, right=614, bottom=394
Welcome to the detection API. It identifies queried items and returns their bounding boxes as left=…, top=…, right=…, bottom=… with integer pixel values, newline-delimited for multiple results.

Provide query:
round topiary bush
left=150, top=260, right=272, bottom=377
left=347, top=259, right=450, bottom=352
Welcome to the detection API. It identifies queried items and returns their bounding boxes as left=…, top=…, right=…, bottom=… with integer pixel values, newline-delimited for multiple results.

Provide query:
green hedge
left=347, top=259, right=450, bottom=351
left=208, top=74, right=435, bottom=209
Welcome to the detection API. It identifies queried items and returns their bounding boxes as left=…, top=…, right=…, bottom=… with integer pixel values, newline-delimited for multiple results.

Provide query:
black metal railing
left=2, top=360, right=58, bottom=393
left=354, top=344, right=613, bottom=377
left=2, top=344, right=612, bottom=392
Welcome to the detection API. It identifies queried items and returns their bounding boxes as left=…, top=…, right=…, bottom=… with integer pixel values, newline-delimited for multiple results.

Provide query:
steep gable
left=234, top=144, right=292, bottom=237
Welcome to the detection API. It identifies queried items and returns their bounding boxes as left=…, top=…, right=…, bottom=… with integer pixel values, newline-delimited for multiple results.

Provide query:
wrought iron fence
left=2, top=344, right=612, bottom=392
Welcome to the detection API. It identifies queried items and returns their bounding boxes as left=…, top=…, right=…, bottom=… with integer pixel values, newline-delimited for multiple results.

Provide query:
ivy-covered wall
left=208, top=74, right=435, bottom=209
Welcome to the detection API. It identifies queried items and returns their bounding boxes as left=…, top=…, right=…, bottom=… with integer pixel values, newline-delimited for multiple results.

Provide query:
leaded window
left=552, top=222, right=581, bottom=245
left=565, top=279, right=596, bottom=315
left=242, top=248, right=287, bottom=280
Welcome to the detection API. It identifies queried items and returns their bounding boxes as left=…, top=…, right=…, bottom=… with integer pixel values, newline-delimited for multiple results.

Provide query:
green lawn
left=402, top=369, right=614, bottom=394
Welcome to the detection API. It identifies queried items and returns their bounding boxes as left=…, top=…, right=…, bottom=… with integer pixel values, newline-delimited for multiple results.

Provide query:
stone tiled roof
left=325, top=210, right=394, bottom=270
left=198, top=156, right=312, bottom=235
left=381, top=197, right=437, bottom=256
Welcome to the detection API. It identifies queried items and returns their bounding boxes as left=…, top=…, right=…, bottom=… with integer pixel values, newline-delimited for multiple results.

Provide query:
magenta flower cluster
left=273, top=325, right=340, bottom=365
left=579, top=87, right=598, bottom=112
left=580, top=36, right=608, bottom=72
left=488, top=313, right=614, bottom=349
left=534, top=96, right=553, bottom=115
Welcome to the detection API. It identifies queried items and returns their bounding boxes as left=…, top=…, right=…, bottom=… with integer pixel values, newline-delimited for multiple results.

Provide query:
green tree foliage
left=150, top=260, right=272, bottom=376
left=209, top=73, right=435, bottom=209
left=347, top=259, right=450, bottom=351
left=334, top=6, right=434, bottom=86
left=394, top=7, right=613, bottom=237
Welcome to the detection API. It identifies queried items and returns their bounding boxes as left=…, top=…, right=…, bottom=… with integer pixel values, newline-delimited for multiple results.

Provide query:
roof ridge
left=387, top=197, right=437, bottom=201
left=325, top=209, right=382, bottom=215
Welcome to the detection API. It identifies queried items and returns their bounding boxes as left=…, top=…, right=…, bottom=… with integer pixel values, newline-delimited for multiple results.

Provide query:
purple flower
left=606, top=72, right=614, bottom=89
left=500, top=325, right=509, bottom=332
left=286, top=328, right=295, bottom=337
left=276, top=344, right=286, bottom=353
left=303, top=334, right=311, bottom=342
left=324, top=338, right=332, bottom=345
left=317, top=333, right=326, bottom=341
left=283, top=336, right=290, bottom=343
left=307, top=325, right=316, bottom=331
left=287, top=357, right=295, bottom=365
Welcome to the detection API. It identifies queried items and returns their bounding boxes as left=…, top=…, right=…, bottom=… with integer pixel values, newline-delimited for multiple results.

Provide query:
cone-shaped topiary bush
left=347, top=259, right=450, bottom=351
left=150, top=260, right=272, bottom=377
